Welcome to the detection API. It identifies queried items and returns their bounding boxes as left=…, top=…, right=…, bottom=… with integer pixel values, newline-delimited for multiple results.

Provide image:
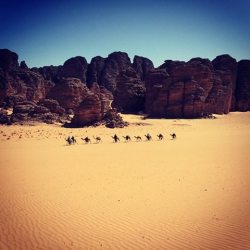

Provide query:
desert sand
left=0, top=112, right=249, bottom=250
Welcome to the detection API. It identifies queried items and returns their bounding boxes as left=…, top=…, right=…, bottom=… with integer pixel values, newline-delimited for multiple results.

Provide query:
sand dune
left=0, top=112, right=250, bottom=250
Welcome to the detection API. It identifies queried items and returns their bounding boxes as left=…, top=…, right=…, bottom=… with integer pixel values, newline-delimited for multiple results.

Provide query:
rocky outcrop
left=70, top=94, right=102, bottom=126
left=113, top=68, right=146, bottom=113
left=86, top=56, right=106, bottom=88
left=0, top=48, right=250, bottom=125
left=145, top=69, right=171, bottom=117
left=86, top=52, right=152, bottom=113
left=20, top=61, right=28, bottom=69
left=87, top=52, right=131, bottom=92
left=211, top=55, right=238, bottom=113
left=103, top=109, right=129, bottom=128
left=145, top=55, right=242, bottom=118
left=35, top=65, right=62, bottom=83
left=47, top=77, right=89, bottom=110
left=146, top=58, right=215, bottom=118
left=133, top=55, right=154, bottom=80
left=0, top=49, right=19, bottom=71
left=0, top=54, right=54, bottom=107
left=235, top=60, right=250, bottom=111
left=38, top=99, right=65, bottom=115
left=69, top=84, right=112, bottom=127
left=89, top=83, right=112, bottom=117
left=61, top=56, right=88, bottom=83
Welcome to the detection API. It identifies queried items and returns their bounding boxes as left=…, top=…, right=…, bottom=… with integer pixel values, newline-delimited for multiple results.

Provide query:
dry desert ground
left=0, top=112, right=249, bottom=250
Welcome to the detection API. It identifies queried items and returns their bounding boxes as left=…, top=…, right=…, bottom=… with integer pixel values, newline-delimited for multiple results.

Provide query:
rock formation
left=61, top=56, right=88, bottom=83
left=70, top=93, right=102, bottom=126
left=0, top=49, right=113, bottom=126
left=146, top=58, right=215, bottom=118
left=48, top=77, right=89, bottom=110
left=113, top=68, right=146, bottom=113
left=235, top=60, right=250, bottom=111
left=145, top=55, right=244, bottom=118
left=0, top=48, right=249, bottom=125
left=133, top=55, right=154, bottom=81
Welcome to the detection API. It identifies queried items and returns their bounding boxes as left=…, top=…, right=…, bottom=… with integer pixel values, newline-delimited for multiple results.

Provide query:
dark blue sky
left=1, top=0, right=250, bottom=67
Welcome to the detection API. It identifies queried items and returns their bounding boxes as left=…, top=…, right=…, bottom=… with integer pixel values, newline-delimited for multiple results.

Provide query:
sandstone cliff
left=0, top=49, right=249, bottom=126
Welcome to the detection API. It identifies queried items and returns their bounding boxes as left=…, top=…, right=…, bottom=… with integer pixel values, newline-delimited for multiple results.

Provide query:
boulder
left=13, top=103, right=36, bottom=114
left=103, top=109, right=129, bottom=128
left=34, top=105, right=50, bottom=114
left=70, top=94, right=102, bottom=126
left=38, top=99, right=65, bottom=115
left=0, top=109, right=11, bottom=124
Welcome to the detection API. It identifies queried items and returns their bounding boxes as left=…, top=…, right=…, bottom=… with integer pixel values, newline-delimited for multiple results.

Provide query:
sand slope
left=0, top=112, right=250, bottom=250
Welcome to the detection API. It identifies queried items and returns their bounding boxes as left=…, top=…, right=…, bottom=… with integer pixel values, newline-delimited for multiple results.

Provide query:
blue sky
left=1, top=0, right=250, bottom=67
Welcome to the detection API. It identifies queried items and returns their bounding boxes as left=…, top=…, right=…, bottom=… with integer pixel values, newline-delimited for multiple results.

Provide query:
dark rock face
left=146, top=59, right=215, bottom=118
left=48, top=78, right=89, bottom=110
left=145, top=69, right=171, bottom=117
left=0, top=49, right=19, bottom=71
left=10, top=99, right=66, bottom=124
left=36, top=65, right=62, bottom=83
left=0, top=67, right=54, bottom=107
left=86, top=52, right=152, bottom=113
left=61, top=56, right=88, bottom=83
left=113, top=68, right=146, bottom=113
left=235, top=60, right=250, bottom=111
left=133, top=55, right=154, bottom=80
left=20, top=61, right=28, bottom=69
left=38, top=99, right=65, bottom=115
left=146, top=55, right=243, bottom=118
left=87, top=52, right=131, bottom=92
left=211, top=55, right=238, bottom=113
left=101, top=52, right=132, bottom=92
left=86, top=56, right=106, bottom=88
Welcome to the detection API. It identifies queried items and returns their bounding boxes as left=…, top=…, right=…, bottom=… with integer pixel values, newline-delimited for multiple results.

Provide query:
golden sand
left=0, top=112, right=249, bottom=250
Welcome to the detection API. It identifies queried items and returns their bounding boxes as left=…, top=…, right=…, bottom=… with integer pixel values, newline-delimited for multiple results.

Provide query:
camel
left=170, top=133, right=176, bottom=139
left=157, top=133, right=164, bottom=140
left=112, top=134, right=120, bottom=143
left=65, top=136, right=73, bottom=145
left=93, top=136, right=102, bottom=143
left=145, top=133, right=152, bottom=141
left=123, top=135, right=131, bottom=142
left=134, top=136, right=142, bottom=142
left=71, top=136, right=77, bottom=144
left=81, top=137, right=91, bottom=144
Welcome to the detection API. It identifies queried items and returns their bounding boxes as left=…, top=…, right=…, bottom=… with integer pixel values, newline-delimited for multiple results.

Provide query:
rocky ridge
left=0, top=48, right=249, bottom=127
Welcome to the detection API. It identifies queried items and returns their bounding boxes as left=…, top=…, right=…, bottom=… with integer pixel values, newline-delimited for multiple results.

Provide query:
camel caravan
left=65, top=132, right=176, bottom=145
